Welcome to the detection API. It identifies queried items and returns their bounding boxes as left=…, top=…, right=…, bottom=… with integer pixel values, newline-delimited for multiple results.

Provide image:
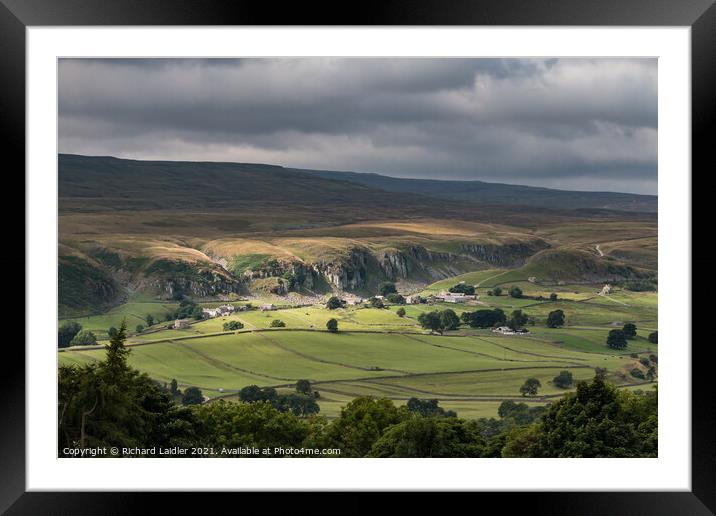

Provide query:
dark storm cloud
left=58, top=57, right=657, bottom=194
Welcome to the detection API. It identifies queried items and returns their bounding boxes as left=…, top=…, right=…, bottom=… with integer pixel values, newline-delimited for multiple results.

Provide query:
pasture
left=59, top=288, right=657, bottom=418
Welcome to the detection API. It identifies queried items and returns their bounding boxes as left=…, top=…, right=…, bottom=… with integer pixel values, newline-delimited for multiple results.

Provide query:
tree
left=525, top=376, right=658, bottom=457
left=275, top=393, right=320, bottom=417
left=58, top=321, right=82, bottom=348
left=369, top=417, right=485, bottom=458
left=193, top=400, right=313, bottom=454
left=546, top=309, right=565, bottom=328
left=461, top=308, right=506, bottom=328
left=396, top=307, right=406, bottom=318
left=182, top=386, right=204, bottom=405
left=449, top=283, right=475, bottom=295
left=549, top=292, right=558, bottom=301
left=648, top=331, right=658, bottom=344
left=239, top=385, right=278, bottom=404
left=497, top=400, right=546, bottom=425
left=58, top=321, right=198, bottom=454
left=552, top=370, right=574, bottom=389
left=509, top=286, right=523, bottom=299
left=69, top=330, right=98, bottom=347
left=406, top=397, right=456, bottom=418
left=270, top=319, right=286, bottom=328
left=418, top=311, right=443, bottom=333
left=296, top=379, right=313, bottom=396
left=326, top=296, right=344, bottom=310
left=326, top=318, right=338, bottom=332
left=508, top=310, right=529, bottom=331
left=135, top=324, right=144, bottom=333
left=386, top=293, right=405, bottom=304
left=623, top=323, right=637, bottom=339
left=145, top=314, right=154, bottom=327
left=519, top=378, right=541, bottom=397
left=379, top=282, right=397, bottom=297
left=439, top=309, right=461, bottom=331
left=107, top=326, right=118, bottom=339
left=607, top=329, right=628, bottom=350
left=368, top=297, right=385, bottom=309
left=493, top=287, right=502, bottom=296
left=191, top=305, right=204, bottom=320
left=323, top=397, right=405, bottom=457
left=223, top=320, right=244, bottom=331
left=169, top=378, right=179, bottom=396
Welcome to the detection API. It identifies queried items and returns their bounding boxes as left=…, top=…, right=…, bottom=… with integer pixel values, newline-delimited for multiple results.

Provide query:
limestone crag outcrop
left=459, top=240, right=550, bottom=267
left=312, top=248, right=370, bottom=290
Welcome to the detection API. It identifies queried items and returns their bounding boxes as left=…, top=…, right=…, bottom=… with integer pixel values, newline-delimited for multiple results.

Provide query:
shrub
left=396, top=307, right=406, bottom=317
left=630, top=368, right=645, bottom=380
left=509, top=286, right=523, bottom=298
left=270, top=320, right=286, bottom=328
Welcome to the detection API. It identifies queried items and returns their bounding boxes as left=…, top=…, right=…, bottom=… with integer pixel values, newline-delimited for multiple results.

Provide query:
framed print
left=3, top=0, right=713, bottom=512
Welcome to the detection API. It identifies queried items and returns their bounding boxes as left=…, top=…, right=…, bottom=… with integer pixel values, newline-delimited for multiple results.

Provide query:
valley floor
left=58, top=277, right=658, bottom=419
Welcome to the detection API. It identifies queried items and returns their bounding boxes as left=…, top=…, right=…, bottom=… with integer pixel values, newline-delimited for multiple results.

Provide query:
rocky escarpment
left=312, top=249, right=371, bottom=290
left=459, top=240, right=550, bottom=267
left=377, top=246, right=469, bottom=281
left=141, top=259, right=245, bottom=298
left=232, top=240, right=552, bottom=293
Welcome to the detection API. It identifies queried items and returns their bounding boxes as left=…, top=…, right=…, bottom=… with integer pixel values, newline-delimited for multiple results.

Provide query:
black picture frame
left=3, top=0, right=711, bottom=512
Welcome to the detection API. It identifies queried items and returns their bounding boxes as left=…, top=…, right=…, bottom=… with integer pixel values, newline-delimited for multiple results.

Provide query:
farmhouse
left=492, top=326, right=528, bottom=335
left=202, top=308, right=219, bottom=318
left=204, top=305, right=235, bottom=318
left=260, top=304, right=275, bottom=311
left=435, top=291, right=478, bottom=303
left=405, top=295, right=422, bottom=304
left=599, top=284, right=612, bottom=295
left=174, top=319, right=191, bottom=329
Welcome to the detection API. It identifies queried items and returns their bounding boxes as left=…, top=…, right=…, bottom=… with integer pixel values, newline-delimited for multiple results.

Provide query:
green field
left=59, top=281, right=657, bottom=419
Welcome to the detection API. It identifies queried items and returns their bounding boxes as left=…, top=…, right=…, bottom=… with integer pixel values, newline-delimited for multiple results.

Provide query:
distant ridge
left=296, top=169, right=657, bottom=213
left=58, top=153, right=656, bottom=213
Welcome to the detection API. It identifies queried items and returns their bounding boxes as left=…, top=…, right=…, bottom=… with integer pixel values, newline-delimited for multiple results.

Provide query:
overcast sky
left=58, top=58, right=657, bottom=194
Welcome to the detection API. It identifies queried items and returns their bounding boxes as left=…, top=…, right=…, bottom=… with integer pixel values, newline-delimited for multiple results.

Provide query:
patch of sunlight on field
left=373, top=367, right=598, bottom=397
left=62, top=301, right=179, bottom=335
left=264, top=331, right=561, bottom=375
